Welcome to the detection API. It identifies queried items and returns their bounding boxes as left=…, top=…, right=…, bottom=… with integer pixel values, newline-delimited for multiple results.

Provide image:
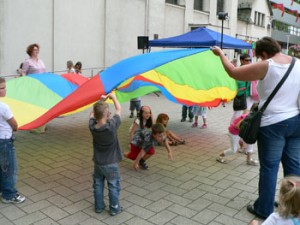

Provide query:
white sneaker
left=216, top=156, right=226, bottom=164
left=2, top=193, right=26, bottom=204
left=247, top=158, right=259, bottom=166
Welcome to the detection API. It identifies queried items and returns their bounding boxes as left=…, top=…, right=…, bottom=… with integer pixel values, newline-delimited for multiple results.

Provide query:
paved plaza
left=0, top=94, right=282, bottom=225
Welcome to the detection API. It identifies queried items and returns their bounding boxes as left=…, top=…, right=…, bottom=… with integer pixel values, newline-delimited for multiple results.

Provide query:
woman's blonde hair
left=278, top=176, right=300, bottom=218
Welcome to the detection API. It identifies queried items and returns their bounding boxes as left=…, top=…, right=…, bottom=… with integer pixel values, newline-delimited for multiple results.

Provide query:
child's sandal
left=170, top=141, right=177, bottom=146
left=179, top=139, right=185, bottom=144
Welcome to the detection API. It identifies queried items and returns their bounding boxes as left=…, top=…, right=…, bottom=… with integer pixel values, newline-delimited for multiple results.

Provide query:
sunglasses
left=244, top=59, right=252, bottom=62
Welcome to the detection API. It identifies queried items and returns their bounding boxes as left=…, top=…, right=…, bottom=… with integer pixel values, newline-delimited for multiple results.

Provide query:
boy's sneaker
left=192, top=122, right=198, bottom=128
left=188, top=118, right=193, bottom=122
left=110, top=205, right=122, bottom=216
left=2, top=193, right=26, bottom=204
left=139, top=159, right=149, bottom=170
left=181, top=118, right=186, bottom=122
left=129, top=113, right=134, bottom=118
left=247, top=158, right=259, bottom=166
left=201, top=124, right=207, bottom=129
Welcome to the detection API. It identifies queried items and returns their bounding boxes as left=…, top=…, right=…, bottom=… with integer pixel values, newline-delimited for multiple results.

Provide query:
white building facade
left=0, top=0, right=272, bottom=77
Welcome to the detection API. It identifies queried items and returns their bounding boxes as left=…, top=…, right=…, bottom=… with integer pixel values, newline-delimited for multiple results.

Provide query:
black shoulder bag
left=239, top=57, right=296, bottom=144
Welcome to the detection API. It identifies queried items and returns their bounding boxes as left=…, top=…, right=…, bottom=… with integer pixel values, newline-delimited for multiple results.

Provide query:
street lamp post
left=218, top=12, right=228, bottom=49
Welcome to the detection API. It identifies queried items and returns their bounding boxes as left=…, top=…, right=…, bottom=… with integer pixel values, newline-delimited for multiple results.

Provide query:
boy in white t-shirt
left=0, top=77, right=26, bottom=204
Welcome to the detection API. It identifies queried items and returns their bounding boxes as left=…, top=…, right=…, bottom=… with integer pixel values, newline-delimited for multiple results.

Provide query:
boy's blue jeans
left=0, top=138, right=18, bottom=200
left=254, top=114, right=300, bottom=218
left=93, top=163, right=121, bottom=213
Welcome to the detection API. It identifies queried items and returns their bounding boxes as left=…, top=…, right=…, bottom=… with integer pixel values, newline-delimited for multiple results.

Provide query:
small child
left=66, top=60, right=75, bottom=73
left=250, top=176, right=300, bottom=225
left=0, top=77, right=26, bottom=204
left=89, top=93, right=122, bottom=216
left=129, top=105, right=153, bottom=141
left=74, top=61, right=82, bottom=74
left=216, top=110, right=258, bottom=166
left=125, top=123, right=173, bottom=170
left=129, top=97, right=141, bottom=118
left=156, top=113, right=185, bottom=146
left=191, top=106, right=207, bottom=129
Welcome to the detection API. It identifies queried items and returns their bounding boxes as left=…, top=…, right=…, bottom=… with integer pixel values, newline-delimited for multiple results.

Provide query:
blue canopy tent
left=149, top=27, right=252, bottom=49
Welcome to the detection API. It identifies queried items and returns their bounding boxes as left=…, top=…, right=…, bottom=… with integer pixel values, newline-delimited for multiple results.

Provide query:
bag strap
left=260, top=57, right=296, bottom=112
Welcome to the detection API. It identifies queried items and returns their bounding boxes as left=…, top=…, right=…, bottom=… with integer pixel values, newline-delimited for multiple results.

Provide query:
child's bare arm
left=107, top=93, right=121, bottom=116
left=163, top=139, right=173, bottom=160
left=133, top=149, right=146, bottom=171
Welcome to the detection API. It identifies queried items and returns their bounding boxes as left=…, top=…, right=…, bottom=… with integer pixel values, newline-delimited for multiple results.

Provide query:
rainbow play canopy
left=3, top=48, right=237, bottom=130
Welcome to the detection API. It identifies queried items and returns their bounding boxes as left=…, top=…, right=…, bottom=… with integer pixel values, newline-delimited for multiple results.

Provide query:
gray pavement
left=0, top=94, right=282, bottom=225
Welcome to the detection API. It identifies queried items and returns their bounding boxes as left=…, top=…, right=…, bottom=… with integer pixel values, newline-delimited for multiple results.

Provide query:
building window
left=194, top=0, right=203, bottom=11
left=166, top=0, right=178, bottom=4
left=217, top=0, right=224, bottom=14
left=254, top=11, right=265, bottom=27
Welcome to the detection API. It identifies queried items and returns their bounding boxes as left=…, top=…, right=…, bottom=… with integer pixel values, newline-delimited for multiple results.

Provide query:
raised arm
left=101, top=93, right=121, bottom=116
left=211, top=46, right=268, bottom=81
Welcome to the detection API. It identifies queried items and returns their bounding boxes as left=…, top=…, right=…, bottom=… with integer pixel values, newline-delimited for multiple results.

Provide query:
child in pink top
left=216, top=112, right=258, bottom=166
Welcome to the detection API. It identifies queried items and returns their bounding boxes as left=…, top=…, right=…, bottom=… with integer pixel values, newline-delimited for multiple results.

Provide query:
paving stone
left=124, top=217, right=154, bottom=225
left=58, top=212, right=90, bottom=225
left=125, top=194, right=153, bottom=207
left=171, top=215, right=204, bottom=225
left=163, top=194, right=192, bottom=206
left=146, top=199, right=174, bottom=213
left=47, top=194, right=73, bottom=207
left=33, top=217, right=59, bottom=225
left=0, top=217, right=14, bottom=225
left=214, top=214, right=249, bottom=225
left=102, top=211, right=133, bottom=225
left=79, top=217, right=106, bottom=225
left=149, top=210, right=177, bottom=225
left=126, top=205, right=155, bottom=219
left=41, top=205, right=69, bottom=220
left=192, top=209, right=219, bottom=224
left=21, top=200, right=52, bottom=213
left=219, top=187, right=242, bottom=199
left=167, top=204, right=198, bottom=218
left=0, top=205, right=26, bottom=220
left=143, top=189, right=169, bottom=201
left=29, top=190, right=56, bottom=202
left=208, top=203, right=238, bottom=217
left=13, top=211, right=47, bottom=225
left=183, top=188, right=206, bottom=200
left=63, top=200, right=92, bottom=214
left=125, top=185, right=150, bottom=197
left=143, top=180, right=166, bottom=192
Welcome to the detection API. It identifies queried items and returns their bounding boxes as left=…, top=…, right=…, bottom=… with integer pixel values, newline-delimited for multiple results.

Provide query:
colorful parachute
left=3, top=48, right=237, bottom=130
